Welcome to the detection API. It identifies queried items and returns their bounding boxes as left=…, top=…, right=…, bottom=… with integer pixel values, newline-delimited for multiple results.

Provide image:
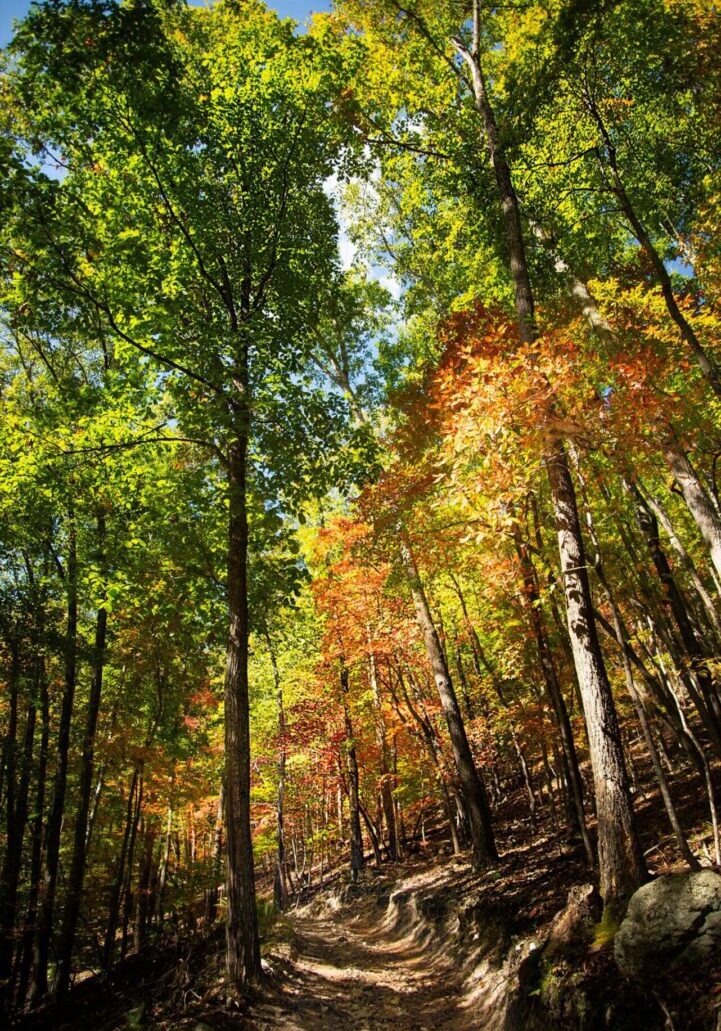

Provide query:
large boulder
left=615, top=869, right=721, bottom=979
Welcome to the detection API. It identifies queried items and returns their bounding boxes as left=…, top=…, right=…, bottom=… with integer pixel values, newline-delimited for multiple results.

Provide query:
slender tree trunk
left=447, top=574, right=491, bottom=691
left=664, top=442, right=721, bottom=585
left=120, top=774, right=143, bottom=962
left=541, top=219, right=721, bottom=607
left=224, top=431, right=260, bottom=985
left=640, top=482, right=721, bottom=640
left=452, top=632, right=475, bottom=721
left=585, top=93, right=721, bottom=395
left=103, top=768, right=139, bottom=969
left=54, top=513, right=108, bottom=996
left=627, top=481, right=721, bottom=741
left=263, top=631, right=287, bottom=911
left=133, top=822, right=156, bottom=953
left=32, top=512, right=78, bottom=1003
left=510, top=727, right=538, bottom=827
left=601, top=483, right=721, bottom=750
left=206, top=784, right=224, bottom=922
left=511, top=523, right=593, bottom=863
left=0, top=644, right=22, bottom=990
left=16, top=662, right=49, bottom=1009
left=358, top=801, right=383, bottom=866
left=154, top=774, right=174, bottom=928
left=0, top=690, right=35, bottom=1000
left=574, top=459, right=701, bottom=870
left=341, top=666, right=364, bottom=880
left=0, top=643, right=19, bottom=846
left=391, top=665, right=460, bottom=852
left=399, top=539, right=497, bottom=868
left=451, top=23, right=645, bottom=912
left=368, top=649, right=398, bottom=861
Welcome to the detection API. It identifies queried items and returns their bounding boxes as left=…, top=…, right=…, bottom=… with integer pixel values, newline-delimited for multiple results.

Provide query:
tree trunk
left=206, top=784, right=224, bottom=922
left=585, top=93, right=721, bottom=395
left=451, top=22, right=645, bottom=913
left=120, top=774, right=143, bottom=963
left=54, top=513, right=108, bottom=995
left=0, top=643, right=22, bottom=989
left=512, top=522, right=593, bottom=862
left=0, top=642, right=19, bottom=847
left=368, top=649, right=398, bottom=861
left=341, top=666, right=365, bottom=880
left=133, top=822, right=156, bottom=953
left=546, top=448, right=646, bottom=910
left=640, top=482, right=721, bottom=641
left=399, top=538, right=497, bottom=868
left=0, top=688, right=35, bottom=999
left=103, top=768, right=139, bottom=970
left=264, top=631, right=287, bottom=911
left=15, top=661, right=49, bottom=1009
left=574, top=459, right=701, bottom=870
left=223, top=434, right=261, bottom=985
left=627, top=481, right=721, bottom=741
left=664, top=442, right=721, bottom=586
left=32, top=512, right=78, bottom=1003
left=154, top=774, right=174, bottom=929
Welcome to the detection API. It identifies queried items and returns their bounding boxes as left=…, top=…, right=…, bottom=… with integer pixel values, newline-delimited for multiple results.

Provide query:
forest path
left=244, top=901, right=471, bottom=1030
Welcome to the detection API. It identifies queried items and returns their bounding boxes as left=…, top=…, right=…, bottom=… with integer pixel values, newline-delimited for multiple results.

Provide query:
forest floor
left=15, top=750, right=721, bottom=1031
left=18, top=839, right=580, bottom=1031
left=246, top=873, right=477, bottom=1030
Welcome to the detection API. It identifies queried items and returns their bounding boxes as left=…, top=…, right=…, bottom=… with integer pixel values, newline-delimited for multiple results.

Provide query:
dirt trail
left=245, top=894, right=474, bottom=1030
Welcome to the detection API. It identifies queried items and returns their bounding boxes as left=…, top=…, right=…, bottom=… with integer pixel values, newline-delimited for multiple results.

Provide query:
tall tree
left=4, top=0, right=369, bottom=989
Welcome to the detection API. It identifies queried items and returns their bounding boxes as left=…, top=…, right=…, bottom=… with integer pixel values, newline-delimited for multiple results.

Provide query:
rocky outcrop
left=615, top=869, right=721, bottom=980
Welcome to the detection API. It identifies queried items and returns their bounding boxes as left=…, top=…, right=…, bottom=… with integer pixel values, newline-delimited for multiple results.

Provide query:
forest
left=1, top=0, right=721, bottom=1028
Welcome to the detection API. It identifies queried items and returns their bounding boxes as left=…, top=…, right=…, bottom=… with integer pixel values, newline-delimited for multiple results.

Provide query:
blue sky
left=0, top=0, right=332, bottom=48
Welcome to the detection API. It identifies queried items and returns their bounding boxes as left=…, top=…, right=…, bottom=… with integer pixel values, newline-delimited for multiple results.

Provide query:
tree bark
left=0, top=687, right=35, bottom=998
left=399, top=539, right=497, bottom=868
left=574, top=459, right=701, bottom=870
left=102, top=768, right=139, bottom=970
left=545, top=449, right=646, bottom=910
left=15, top=656, right=49, bottom=1009
left=54, top=512, right=108, bottom=996
left=0, top=642, right=19, bottom=850
left=264, top=630, right=287, bottom=910
left=223, top=434, right=261, bottom=985
left=627, top=480, right=721, bottom=741
left=368, top=649, right=399, bottom=861
left=585, top=93, right=721, bottom=396
left=664, top=442, right=721, bottom=586
left=451, top=19, right=645, bottom=912
left=133, top=822, right=156, bottom=953
left=32, top=512, right=78, bottom=1003
left=640, top=482, right=721, bottom=641
left=511, top=523, right=593, bottom=863
left=120, top=774, right=143, bottom=962
left=206, top=783, right=224, bottom=922
left=341, top=666, right=365, bottom=880
left=0, top=643, right=22, bottom=989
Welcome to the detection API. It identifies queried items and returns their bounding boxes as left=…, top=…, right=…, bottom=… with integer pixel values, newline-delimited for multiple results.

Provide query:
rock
left=615, top=869, right=721, bottom=979
left=545, top=883, right=602, bottom=958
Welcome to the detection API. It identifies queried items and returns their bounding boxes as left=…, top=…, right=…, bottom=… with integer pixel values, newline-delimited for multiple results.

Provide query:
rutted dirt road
left=237, top=845, right=578, bottom=1031
left=248, top=904, right=472, bottom=1030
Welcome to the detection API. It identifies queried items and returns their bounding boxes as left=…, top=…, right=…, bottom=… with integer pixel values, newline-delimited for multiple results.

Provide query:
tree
left=4, top=0, right=370, bottom=990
